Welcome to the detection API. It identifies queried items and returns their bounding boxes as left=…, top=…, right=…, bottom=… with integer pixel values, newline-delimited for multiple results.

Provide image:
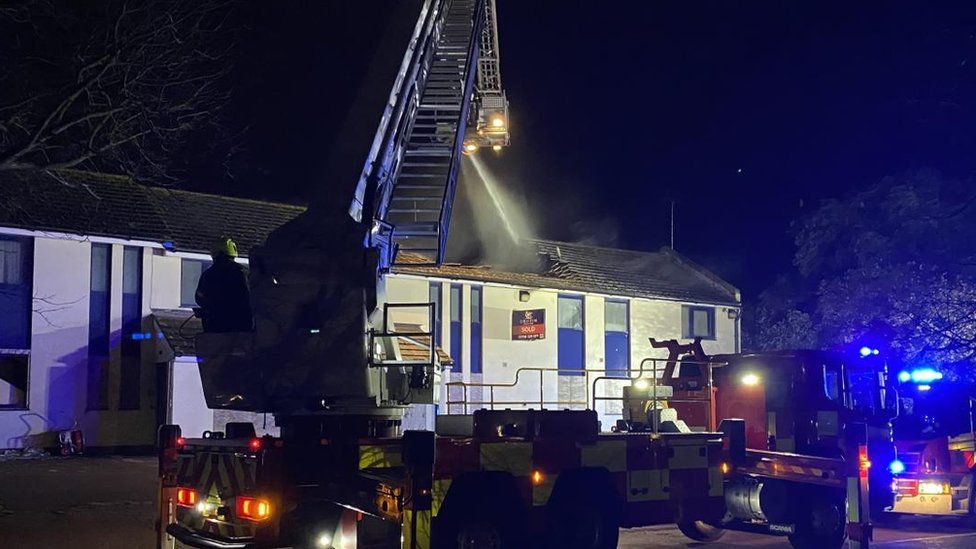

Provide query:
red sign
left=512, top=309, right=546, bottom=340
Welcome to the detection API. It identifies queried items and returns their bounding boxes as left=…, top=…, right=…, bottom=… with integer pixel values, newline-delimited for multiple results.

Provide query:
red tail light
left=176, top=487, right=198, bottom=507
left=249, top=438, right=261, bottom=451
left=894, top=478, right=919, bottom=497
left=237, top=496, right=272, bottom=521
left=858, top=445, right=871, bottom=479
left=176, top=437, right=186, bottom=448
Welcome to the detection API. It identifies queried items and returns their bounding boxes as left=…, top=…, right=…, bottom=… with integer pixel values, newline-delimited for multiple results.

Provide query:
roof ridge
left=150, top=185, right=307, bottom=211
left=532, top=237, right=663, bottom=257
left=660, top=247, right=741, bottom=300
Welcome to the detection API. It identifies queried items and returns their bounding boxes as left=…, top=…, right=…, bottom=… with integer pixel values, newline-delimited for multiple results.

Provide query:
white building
left=388, top=241, right=741, bottom=429
left=0, top=170, right=302, bottom=451
left=0, top=170, right=740, bottom=450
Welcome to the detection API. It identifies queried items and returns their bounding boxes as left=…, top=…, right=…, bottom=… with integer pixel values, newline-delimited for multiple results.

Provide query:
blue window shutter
left=119, top=247, right=142, bottom=410
left=429, top=282, right=442, bottom=347
left=470, top=286, right=482, bottom=374
left=449, top=284, right=462, bottom=372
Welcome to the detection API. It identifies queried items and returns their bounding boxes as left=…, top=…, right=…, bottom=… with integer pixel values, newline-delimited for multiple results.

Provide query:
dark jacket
left=195, top=256, right=254, bottom=332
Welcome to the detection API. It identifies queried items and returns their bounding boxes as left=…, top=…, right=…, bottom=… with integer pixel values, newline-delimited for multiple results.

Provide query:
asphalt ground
left=1, top=456, right=975, bottom=548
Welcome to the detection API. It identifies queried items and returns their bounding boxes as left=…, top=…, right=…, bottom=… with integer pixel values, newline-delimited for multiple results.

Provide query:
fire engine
left=155, top=1, right=875, bottom=548
left=887, top=368, right=976, bottom=517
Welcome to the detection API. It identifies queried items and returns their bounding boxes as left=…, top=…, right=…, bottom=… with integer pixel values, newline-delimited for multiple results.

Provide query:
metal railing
left=367, top=302, right=438, bottom=367
left=444, top=357, right=725, bottom=432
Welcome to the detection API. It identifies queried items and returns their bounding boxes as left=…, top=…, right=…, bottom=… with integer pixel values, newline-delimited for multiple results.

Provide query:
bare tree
left=0, top=0, right=243, bottom=182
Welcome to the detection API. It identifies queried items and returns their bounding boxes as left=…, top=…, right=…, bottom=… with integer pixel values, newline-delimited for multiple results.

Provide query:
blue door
left=557, top=295, right=584, bottom=376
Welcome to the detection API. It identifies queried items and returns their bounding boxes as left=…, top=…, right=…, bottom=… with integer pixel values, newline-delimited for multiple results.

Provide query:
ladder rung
left=388, top=208, right=441, bottom=214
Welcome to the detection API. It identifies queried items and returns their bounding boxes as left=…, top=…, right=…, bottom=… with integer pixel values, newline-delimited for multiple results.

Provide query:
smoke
left=445, top=155, right=539, bottom=271
left=569, top=217, right=621, bottom=248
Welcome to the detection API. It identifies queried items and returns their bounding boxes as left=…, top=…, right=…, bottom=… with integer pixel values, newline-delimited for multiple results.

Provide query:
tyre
left=676, top=520, right=726, bottom=542
left=787, top=494, right=846, bottom=549
left=545, top=497, right=620, bottom=549
left=437, top=512, right=521, bottom=549
left=432, top=473, right=525, bottom=549
left=544, top=471, right=620, bottom=549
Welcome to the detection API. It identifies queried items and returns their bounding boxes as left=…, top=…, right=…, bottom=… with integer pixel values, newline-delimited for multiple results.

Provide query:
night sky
left=225, top=1, right=976, bottom=299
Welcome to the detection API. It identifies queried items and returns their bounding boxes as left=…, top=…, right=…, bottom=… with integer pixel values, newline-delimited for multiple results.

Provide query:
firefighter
left=195, top=237, right=254, bottom=333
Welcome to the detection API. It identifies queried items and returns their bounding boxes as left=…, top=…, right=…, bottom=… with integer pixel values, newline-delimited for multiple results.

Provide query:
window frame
left=0, top=235, right=33, bottom=351
left=180, top=258, right=212, bottom=308
left=87, top=243, right=112, bottom=411
left=0, top=351, right=30, bottom=410
left=604, top=298, right=630, bottom=377
left=557, top=294, right=585, bottom=376
left=119, top=246, right=143, bottom=410
left=470, top=285, right=483, bottom=374
left=684, top=305, right=716, bottom=340
left=449, top=284, right=463, bottom=372
left=429, top=282, right=442, bottom=347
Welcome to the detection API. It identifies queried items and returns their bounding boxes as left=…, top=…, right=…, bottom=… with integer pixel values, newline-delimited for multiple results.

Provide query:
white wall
left=386, top=273, right=741, bottom=431
left=0, top=238, right=91, bottom=449
left=0, top=232, right=213, bottom=449
left=150, top=252, right=183, bottom=310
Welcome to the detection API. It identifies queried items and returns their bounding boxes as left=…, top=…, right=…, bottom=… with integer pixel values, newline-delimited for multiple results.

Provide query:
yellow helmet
left=211, top=237, right=238, bottom=259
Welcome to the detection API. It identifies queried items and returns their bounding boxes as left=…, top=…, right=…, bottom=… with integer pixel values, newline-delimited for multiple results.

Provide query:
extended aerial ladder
left=351, top=0, right=509, bottom=267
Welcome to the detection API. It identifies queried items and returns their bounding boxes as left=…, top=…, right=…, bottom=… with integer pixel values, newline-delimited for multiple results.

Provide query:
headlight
left=917, top=481, right=950, bottom=495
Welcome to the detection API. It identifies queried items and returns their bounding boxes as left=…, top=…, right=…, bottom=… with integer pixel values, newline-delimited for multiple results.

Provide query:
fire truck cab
left=616, top=341, right=889, bottom=548
left=888, top=376, right=976, bottom=517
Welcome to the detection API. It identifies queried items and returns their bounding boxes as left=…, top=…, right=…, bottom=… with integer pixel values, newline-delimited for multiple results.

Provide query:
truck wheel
left=456, top=518, right=505, bottom=549
left=432, top=473, right=525, bottom=549
left=437, top=511, right=521, bottom=549
left=787, top=494, right=846, bottom=549
left=545, top=498, right=619, bottom=549
left=544, top=471, right=620, bottom=549
left=676, top=520, right=726, bottom=542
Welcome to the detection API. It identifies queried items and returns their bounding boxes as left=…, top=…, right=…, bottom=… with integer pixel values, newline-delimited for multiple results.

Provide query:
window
left=429, top=282, right=442, bottom=347
left=119, top=247, right=142, bottom=410
left=557, top=295, right=584, bottom=376
left=449, top=285, right=462, bottom=372
left=0, top=354, right=29, bottom=409
left=683, top=306, right=716, bottom=340
left=0, top=236, right=31, bottom=409
left=88, top=244, right=111, bottom=410
left=0, top=236, right=32, bottom=350
left=181, top=259, right=211, bottom=307
left=604, top=300, right=629, bottom=377
left=470, top=286, right=483, bottom=374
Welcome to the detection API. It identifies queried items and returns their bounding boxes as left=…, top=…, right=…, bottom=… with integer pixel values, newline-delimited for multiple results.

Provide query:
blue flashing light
left=909, top=368, right=943, bottom=384
left=889, top=459, right=905, bottom=475
left=917, top=384, right=932, bottom=392
left=859, top=346, right=873, bottom=358
left=130, top=331, right=152, bottom=341
left=897, top=371, right=911, bottom=383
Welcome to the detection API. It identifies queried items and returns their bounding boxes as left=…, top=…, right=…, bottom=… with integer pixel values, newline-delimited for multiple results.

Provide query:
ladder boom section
left=351, top=0, right=509, bottom=269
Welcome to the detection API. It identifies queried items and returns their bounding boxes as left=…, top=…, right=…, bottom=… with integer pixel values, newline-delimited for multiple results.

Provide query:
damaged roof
left=0, top=169, right=304, bottom=256
left=395, top=239, right=740, bottom=306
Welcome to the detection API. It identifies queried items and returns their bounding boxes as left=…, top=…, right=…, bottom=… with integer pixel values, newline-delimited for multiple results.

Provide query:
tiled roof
left=395, top=240, right=740, bottom=305
left=0, top=170, right=737, bottom=305
left=0, top=170, right=304, bottom=256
